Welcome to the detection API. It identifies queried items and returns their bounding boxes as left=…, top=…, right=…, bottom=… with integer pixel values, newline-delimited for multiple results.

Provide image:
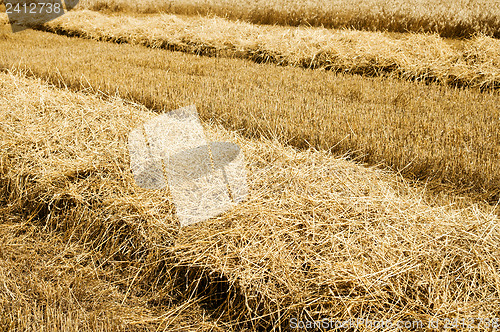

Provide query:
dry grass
left=73, top=0, right=500, bottom=39
left=1, top=71, right=500, bottom=330
left=0, top=75, right=234, bottom=332
left=1, top=25, right=499, bottom=202
left=17, top=10, right=500, bottom=90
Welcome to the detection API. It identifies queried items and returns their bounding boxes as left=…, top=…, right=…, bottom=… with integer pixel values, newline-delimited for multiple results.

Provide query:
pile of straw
left=27, top=10, right=500, bottom=89
left=1, top=72, right=499, bottom=330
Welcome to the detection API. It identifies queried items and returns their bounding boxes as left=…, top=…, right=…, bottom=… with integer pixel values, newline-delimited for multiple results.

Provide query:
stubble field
left=1, top=19, right=499, bottom=201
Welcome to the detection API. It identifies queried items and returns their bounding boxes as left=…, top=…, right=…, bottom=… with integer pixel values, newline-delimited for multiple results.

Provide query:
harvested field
left=1, top=71, right=500, bottom=330
left=75, top=0, right=500, bottom=39
left=17, top=10, right=500, bottom=90
left=0, top=25, right=499, bottom=202
left=1, top=2, right=500, bottom=328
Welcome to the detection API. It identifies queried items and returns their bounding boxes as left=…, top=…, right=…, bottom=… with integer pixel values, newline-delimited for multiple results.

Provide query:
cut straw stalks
left=1, top=72, right=499, bottom=330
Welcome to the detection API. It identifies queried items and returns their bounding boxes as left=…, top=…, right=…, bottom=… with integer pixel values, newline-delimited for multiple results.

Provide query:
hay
left=1, top=71, right=499, bottom=330
left=26, top=10, right=500, bottom=90
left=74, top=0, right=500, bottom=39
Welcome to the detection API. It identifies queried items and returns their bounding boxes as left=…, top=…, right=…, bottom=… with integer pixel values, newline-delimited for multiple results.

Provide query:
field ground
left=16, top=10, right=500, bottom=90
left=1, top=72, right=499, bottom=330
left=75, top=0, right=500, bottom=39
left=0, top=22, right=499, bottom=203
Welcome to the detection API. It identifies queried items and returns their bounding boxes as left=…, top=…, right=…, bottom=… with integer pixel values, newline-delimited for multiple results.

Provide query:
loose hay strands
left=24, top=10, right=500, bottom=90
left=0, top=73, right=234, bottom=331
left=74, top=0, right=500, bottom=39
left=1, top=72, right=499, bottom=330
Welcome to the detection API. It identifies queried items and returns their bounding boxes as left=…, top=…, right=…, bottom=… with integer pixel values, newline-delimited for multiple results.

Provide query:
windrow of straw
left=73, top=0, right=500, bottom=39
left=24, top=10, right=500, bottom=90
left=1, top=72, right=499, bottom=330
